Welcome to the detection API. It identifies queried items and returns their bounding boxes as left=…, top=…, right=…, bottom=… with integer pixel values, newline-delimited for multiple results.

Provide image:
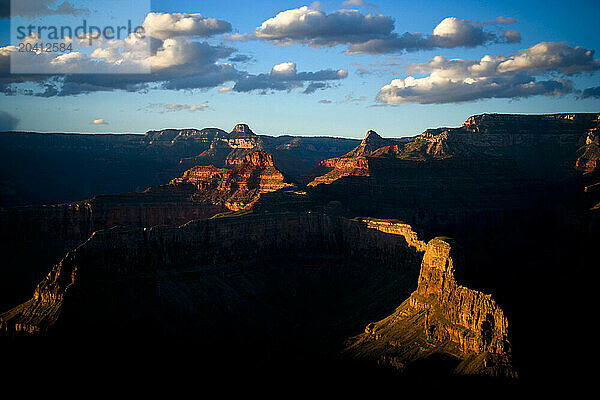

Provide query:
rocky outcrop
left=0, top=215, right=424, bottom=336
left=342, top=130, right=395, bottom=158
left=344, top=237, right=514, bottom=378
left=0, top=213, right=513, bottom=378
left=0, top=151, right=292, bottom=242
left=307, top=156, right=371, bottom=186
left=0, top=126, right=358, bottom=207
left=575, top=117, right=600, bottom=210
left=172, top=151, right=293, bottom=210
left=309, top=114, right=600, bottom=188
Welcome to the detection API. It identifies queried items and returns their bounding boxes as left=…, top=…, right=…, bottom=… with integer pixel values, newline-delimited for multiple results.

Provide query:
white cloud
left=496, top=42, right=600, bottom=74
left=347, top=16, right=514, bottom=55
left=252, top=7, right=520, bottom=55
left=142, top=13, right=231, bottom=40
left=91, top=118, right=108, bottom=125
left=254, top=6, right=394, bottom=47
left=376, top=42, right=599, bottom=104
left=1, top=11, right=350, bottom=97
left=271, top=62, right=297, bottom=77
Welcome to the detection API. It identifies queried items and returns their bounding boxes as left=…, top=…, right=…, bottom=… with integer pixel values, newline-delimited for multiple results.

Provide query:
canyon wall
left=0, top=213, right=513, bottom=377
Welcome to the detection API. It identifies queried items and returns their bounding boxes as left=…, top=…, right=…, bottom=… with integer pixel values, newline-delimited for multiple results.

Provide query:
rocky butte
left=344, top=235, right=514, bottom=377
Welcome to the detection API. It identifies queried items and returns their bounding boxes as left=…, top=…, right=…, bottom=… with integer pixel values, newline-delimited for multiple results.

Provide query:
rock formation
left=0, top=125, right=358, bottom=207
left=344, top=236, right=514, bottom=378
left=575, top=116, right=600, bottom=210
left=308, top=113, right=600, bottom=188
left=171, top=151, right=292, bottom=210
left=341, top=130, right=396, bottom=158
left=0, top=150, right=291, bottom=241
left=0, top=213, right=513, bottom=378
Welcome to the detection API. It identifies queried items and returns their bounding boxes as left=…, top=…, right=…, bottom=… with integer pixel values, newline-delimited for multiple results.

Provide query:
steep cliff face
left=175, top=124, right=360, bottom=176
left=575, top=117, right=600, bottom=210
left=0, top=151, right=292, bottom=242
left=179, top=124, right=265, bottom=169
left=307, top=156, right=371, bottom=186
left=0, top=215, right=423, bottom=338
left=0, top=213, right=513, bottom=378
left=172, top=151, right=293, bottom=210
left=0, top=126, right=358, bottom=207
left=309, top=113, right=600, bottom=188
left=344, top=237, right=514, bottom=378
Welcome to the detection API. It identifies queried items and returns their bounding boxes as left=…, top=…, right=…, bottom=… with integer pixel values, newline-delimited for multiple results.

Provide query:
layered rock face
left=166, top=124, right=360, bottom=178
left=0, top=213, right=512, bottom=378
left=305, top=114, right=599, bottom=236
left=172, top=151, right=292, bottom=210
left=344, top=237, right=514, bottom=377
left=0, top=125, right=359, bottom=207
left=177, top=124, right=265, bottom=169
left=575, top=116, right=600, bottom=210
left=0, top=151, right=294, bottom=310
left=1, top=151, right=292, bottom=241
left=0, top=215, right=423, bottom=336
left=309, top=113, right=600, bottom=185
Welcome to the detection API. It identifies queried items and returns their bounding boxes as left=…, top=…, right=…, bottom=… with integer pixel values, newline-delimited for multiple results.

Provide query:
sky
left=0, top=0, right=599, bottom=138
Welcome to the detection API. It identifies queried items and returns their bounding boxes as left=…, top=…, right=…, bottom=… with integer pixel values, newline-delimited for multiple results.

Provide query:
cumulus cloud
left=233, top=62, right=348, bottom=94
left=496, top=42, right=600, bottom=74
left=346, top=17, right=519, bottom=55
left=376, top=42, right=600, bottom=104
left=91, top=118, right=108, bottom=125
left=252, top=7, right=520, bottom=55
left=254, top=6, right=394, bottom=47
left=0, top=110, right=19, bottom=130
left=1, top=11, right=350, bottom=97
left=142, top=13, right=231, bottom=40
left=0, top=34, right=242, bottom=95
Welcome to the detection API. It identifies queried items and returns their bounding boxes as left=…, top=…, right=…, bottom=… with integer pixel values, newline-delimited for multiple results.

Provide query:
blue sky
left=0, top=0, right=599, bottom=137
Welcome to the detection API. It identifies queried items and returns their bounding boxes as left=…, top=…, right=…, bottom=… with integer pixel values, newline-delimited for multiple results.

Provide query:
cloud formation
left=254, top=6, right=394, bottom=47
left=376, top=42, right=600, bottom=104
left=346, top=17, right=520, bottom=55
left=252, top=7, right=520, bottom=55
left=233, top=62, right=347, bottom=94
left=0, top=11, right=349, bottom=98
left=142, top=13, right=231, bottom=40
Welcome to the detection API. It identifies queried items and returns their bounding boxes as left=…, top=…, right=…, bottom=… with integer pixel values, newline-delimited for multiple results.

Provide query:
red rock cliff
left=344, top=236, right=514, bottom=377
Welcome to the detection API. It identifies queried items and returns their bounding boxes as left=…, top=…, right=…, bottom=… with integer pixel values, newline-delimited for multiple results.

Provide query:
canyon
left=1, top=113, right=599, bottom=385
left=0, top=214, right=514, bottom=379
left=0, top=123, right=358, bottom=207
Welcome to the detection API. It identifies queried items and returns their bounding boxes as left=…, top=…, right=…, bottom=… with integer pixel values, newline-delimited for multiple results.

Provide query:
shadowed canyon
left=1, top=114, right=599, bottom=388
